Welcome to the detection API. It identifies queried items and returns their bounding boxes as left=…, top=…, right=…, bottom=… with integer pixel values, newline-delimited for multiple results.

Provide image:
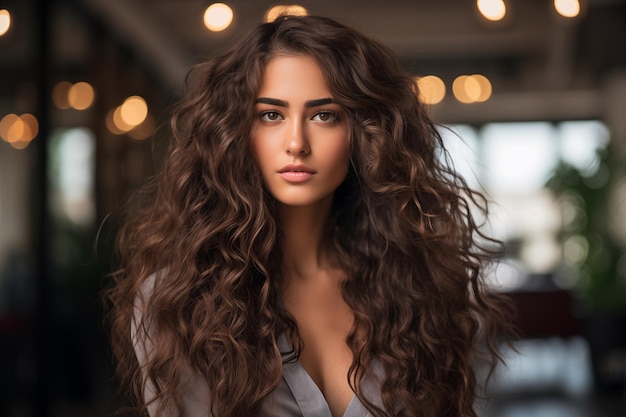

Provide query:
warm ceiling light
left=106, top=109, right=125, bottom=135
left=554, top=0, right=580, bottom=18
left=0, top=9, right=11, bottom=37
left=2, top=115, right=36, bottom=149
left=416, top=75, right=446, bottom=105
left=477, top=0, right=506, bottom=21
left=452, top=74, right=493, bottom=104
left=112, top=106, right=134, bottom=133
left=464, top=76, right=482, bottom=102
left=471, top=74, right=492, bottom=102
left=120, top=96, right=148, bottom=127
left=20, top=113, right=39, bottom=139
left=203, top=3, right=233, bottom=32
left=265, top=5, right=308, bottom=23
left=8, top=118, right=27, bottom=142
left=0, top=113, right=19, bottom=142
left=452, top=76, right=474, bottom=104
left=68, top=82, right=95, bottom=110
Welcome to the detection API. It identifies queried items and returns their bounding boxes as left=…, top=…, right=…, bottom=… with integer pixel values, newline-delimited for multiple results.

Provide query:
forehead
left=258, top=54, right=332, bottom=98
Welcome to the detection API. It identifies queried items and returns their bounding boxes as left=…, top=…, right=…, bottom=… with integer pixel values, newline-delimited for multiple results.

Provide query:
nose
left=285, top=118, right=310, bottom=156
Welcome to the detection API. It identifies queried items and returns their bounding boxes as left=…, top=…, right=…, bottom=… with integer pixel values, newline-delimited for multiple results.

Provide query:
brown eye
left=312, top=111, right=338, bottom=122
left=260, top=111, right=282, bottom=122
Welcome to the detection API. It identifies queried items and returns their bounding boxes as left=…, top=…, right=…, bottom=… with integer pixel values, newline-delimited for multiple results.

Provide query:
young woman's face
left=251, top=54, right=350, bottom=208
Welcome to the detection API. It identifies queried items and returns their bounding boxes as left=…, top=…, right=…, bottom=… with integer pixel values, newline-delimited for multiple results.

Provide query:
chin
left=277, top=198, right=327, bottom=207
left=273, top=191, right=335, bottom=208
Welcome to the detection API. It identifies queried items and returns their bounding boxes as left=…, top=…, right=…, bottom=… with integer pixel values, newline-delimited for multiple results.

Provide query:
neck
left=279, top=197, right=336, bottom=279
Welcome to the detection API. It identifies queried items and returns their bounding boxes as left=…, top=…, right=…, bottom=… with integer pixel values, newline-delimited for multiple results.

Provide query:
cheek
left=251, top=141, right=280, bottom=190
left=325, top=139, right=351, bottom=180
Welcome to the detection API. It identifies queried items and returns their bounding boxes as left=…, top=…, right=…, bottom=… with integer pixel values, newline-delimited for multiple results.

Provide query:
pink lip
left=278, top=164, right=316, bottom=182
left=278, top=164, right=316, bottom=174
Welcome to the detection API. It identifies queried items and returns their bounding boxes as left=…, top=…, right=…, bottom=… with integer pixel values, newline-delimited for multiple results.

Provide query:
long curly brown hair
left=106, top=14, right=512, bottom=417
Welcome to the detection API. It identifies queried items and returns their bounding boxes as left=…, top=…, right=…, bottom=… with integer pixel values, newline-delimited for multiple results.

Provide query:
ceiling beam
left=80, top=0, right=193, bottom=93
left=434, top=89, right=602, bottom=124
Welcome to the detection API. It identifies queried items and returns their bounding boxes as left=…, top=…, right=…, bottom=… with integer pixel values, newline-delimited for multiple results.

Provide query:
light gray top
left=133, top=274, right=384, bottom=417
left=135, top=332, right=383, bottom=417
left=259, top=333, right=383, bottom=417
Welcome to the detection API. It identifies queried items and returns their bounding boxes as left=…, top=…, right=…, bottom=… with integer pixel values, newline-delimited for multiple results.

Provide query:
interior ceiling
left=76, top=0, right=626, bottom=92
left=1, top=0, right=625, bottom=123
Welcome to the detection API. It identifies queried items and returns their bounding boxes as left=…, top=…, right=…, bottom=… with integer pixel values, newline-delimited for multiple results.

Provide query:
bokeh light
left=453, top=75, right=473, bottom=103
left=265, top=5, right=308, bottom=22
left=112, top=106, right=134, bottom=133
left=120, top=95, right=148, bottom=127
left=106, top=109, right=126, bottom=135
left=107, top=95, right=150, bottom=135
left=464, top=76, right=482, bottom=102
left=452, top=74, right=492, bottom=103
left=0, top=114, right=19, bottom=141
left=68, top=81, right=95, bottom=110
left=472, top=74, right=492, bottom=102
left=416, top=75, right=446, bottom=105
left=20, top=113, right=39, bottom=138
left=0, top=9, right=11, bottom=37
left=563, top=234, right=589, bottom=266
left=554, top=0, right=580, bottom=18
left=477, top=0, right=506, bottom=21
left=203, top=3, right=233, bottom=32
left=0, top=113, right=39, bottom=149
left=7, top=117, right=28, bottom=144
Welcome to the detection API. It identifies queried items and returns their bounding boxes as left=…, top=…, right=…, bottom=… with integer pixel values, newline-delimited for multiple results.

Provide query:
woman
left=107, top=14, right=511, bottom=417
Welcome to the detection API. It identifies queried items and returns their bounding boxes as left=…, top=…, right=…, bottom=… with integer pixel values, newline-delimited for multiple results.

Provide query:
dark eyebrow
left=255, top=97, right=288, bottom=107
left=305, top=98, right=336, bottom=107
left=255, top=97, right=336, bottom=108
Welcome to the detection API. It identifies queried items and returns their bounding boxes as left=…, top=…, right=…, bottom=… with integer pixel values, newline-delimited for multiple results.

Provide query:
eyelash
left=258, top=111, right=340, bottom=123
left=259, top=111, right=282, bottom=122
left=312, top=111, right=339, bottom=123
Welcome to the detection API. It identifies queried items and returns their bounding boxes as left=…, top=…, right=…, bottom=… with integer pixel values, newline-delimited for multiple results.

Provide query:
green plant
left=547, top=147, right=626, bottom=313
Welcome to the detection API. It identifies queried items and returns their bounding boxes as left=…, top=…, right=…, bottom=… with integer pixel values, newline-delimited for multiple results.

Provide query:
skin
left=251, top=54, right=355, bottom=417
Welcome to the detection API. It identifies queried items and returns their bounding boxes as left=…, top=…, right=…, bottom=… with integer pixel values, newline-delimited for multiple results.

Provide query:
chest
left=282, top=277, right=355, bottom=417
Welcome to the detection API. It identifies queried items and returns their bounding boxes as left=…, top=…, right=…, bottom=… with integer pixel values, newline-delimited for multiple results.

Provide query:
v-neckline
left=277, top=333, right=376, bottom=417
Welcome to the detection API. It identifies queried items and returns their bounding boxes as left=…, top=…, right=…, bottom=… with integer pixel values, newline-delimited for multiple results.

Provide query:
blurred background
left=0, top=0, right=625, bottom=416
